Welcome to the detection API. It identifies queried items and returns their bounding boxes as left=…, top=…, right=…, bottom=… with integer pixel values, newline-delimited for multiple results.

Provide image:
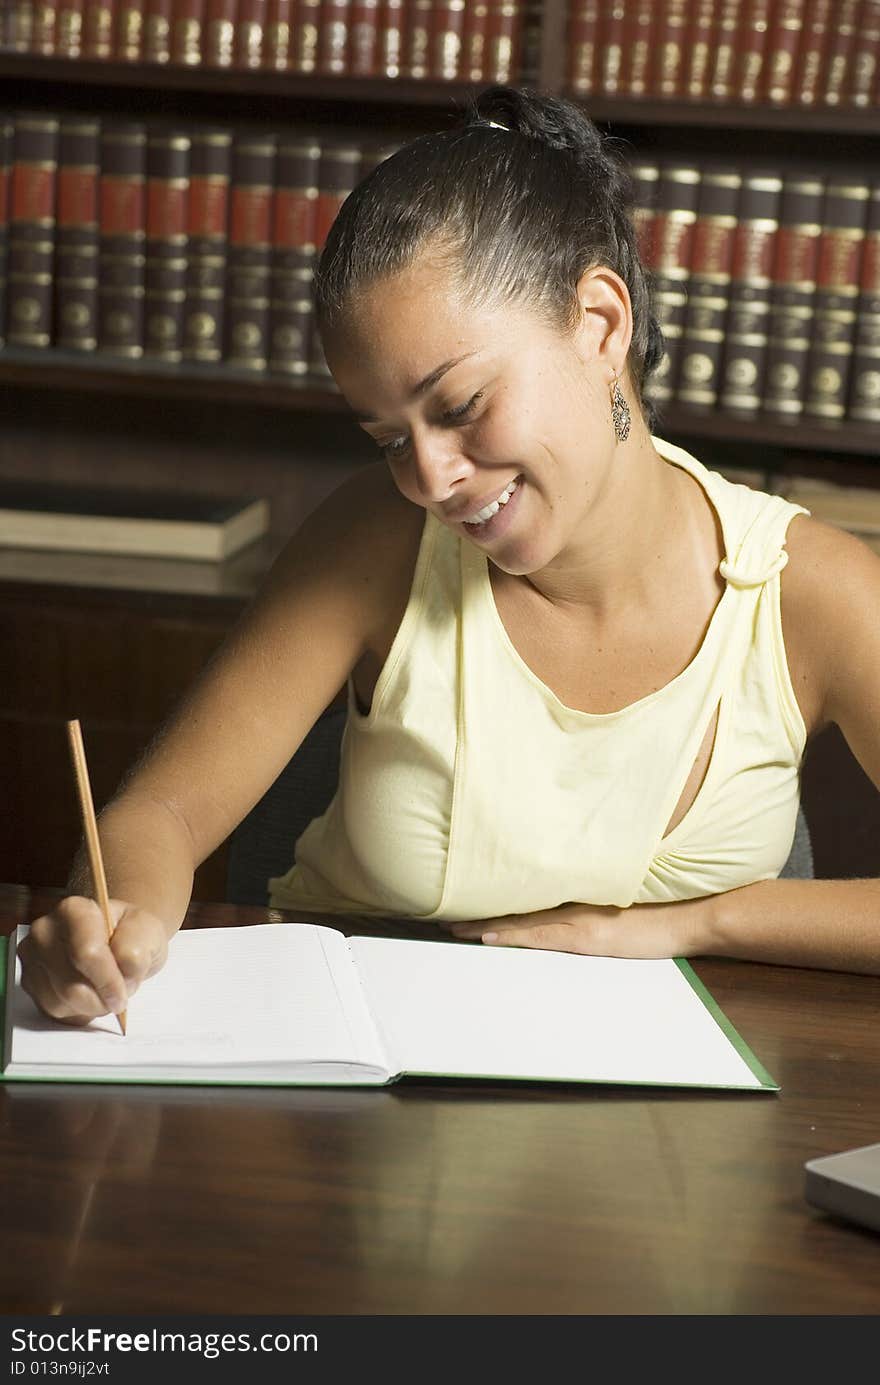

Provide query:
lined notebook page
left=349, top=937, right=766, bottom=1089
left=8, top=923, right=387, bottom=1075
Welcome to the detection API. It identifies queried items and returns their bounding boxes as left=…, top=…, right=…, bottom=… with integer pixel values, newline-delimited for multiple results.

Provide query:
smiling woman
left=18, top=85, right=880, bottom=1027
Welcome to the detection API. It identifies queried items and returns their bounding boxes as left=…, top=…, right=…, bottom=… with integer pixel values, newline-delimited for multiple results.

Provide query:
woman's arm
left=447, top=517, right=880, bottom=974
left=21, top=462, right=420, bottom=1019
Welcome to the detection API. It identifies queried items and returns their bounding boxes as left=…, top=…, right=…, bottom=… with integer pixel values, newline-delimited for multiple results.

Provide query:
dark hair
left=313, top=84, right=665, bottom=429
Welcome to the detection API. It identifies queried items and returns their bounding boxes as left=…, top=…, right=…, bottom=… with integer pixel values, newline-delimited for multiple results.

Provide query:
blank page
left=349, top=937, right=770, bottom=1089
left=6, top=923, right=388, bottom=1080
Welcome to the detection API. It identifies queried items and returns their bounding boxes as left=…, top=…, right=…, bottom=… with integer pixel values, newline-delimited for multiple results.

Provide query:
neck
left=518, top=426, right=708, bottom=623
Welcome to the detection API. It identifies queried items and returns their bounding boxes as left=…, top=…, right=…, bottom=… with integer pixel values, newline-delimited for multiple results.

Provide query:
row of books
left=635, top=159, right=879, bottom=425
left=0, top=111, right=877, bottom=423
left=0, top=111, right=404, bottom=374
left=0, top=0, right=527, bottom=82
left=567, top=0, right=880, bottom=109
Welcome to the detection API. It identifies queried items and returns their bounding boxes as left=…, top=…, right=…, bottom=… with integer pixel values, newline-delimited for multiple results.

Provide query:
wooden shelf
left=0, top=56, right=492, bottom=108
left=0, top=349, right=875, bottom=457
left=1, top=56, right=877, bottom=138
left=655, top=405, right=880, bottom=459
left=570, top=93, right=880, bottom=137
left=0, top=347, right=349, bottom=411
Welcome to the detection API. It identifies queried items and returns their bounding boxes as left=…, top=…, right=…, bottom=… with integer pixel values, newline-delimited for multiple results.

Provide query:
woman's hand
left=440, top=896, right=714, bottom=958
left=18, top=896, right=171, bottom=1025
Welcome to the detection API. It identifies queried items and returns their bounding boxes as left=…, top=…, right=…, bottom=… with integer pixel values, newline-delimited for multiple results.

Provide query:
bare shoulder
left=780, top=511, right=880, bottom=734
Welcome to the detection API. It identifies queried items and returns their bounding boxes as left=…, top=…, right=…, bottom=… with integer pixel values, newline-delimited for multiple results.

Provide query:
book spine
left=98, top=121, right=147, bottom=359
left=144, top=0, right=173, bottom=58
left=268, top=136, right=319, bottom=375
left=848, top=180, right=880, bottom=423
left=224, top=131, right=276, bottom=371
left=761, top=170, right=825, bottom=419
left=762, top=0, right=806, bottom=104
left=5, top=1, right=35, bottom=51
left=484, top=0, right=519, bottom=82
left=821, top=0, right=860, bottom=104
left=262, top=0, right=293, bottom=67
left=596, top=0, right=625, bottom=96
left=732, top=0, right=772, bottom=103
left=650, top=0, right=689, bottom=99
left=83, top=0, right=116, bottom=55
left=170, top=0, right=206, bottom=62
left=676, top=166, right=743, bottom=410
left=290, top=0, right=319, bottom=69
left=235, top=0, right=268, bottom=66
left=401, top=0, right=429, bottom=77
left=31, top=0, right=60, bottom=53
left=144, top=129, right=190, bottom=362
left=428, top=0, right=465, bottom=79
left=7, top=114, right=59, bottom=350
left=0, top=117, right=13, bottom=349
left=183, top=128, right=231, bottom=362
left=566, top=0, right=598, bottom=95
left=682, top=0, right=717, bottom=102
left=794, top=0, right=832, bottom=104
left=708, top=0, right=740, bottom=99
left=377, top=0, right=405, bottom=76
left=114, top=0, right=146, bottom=56
left=619, top=0, right=654, bottom=97
left=308, top=141, right=360, bottom=378
left=56, top=0, right=85, bottom=54
left=803, top=176, right=870, bottom=419
left=316, top=0, right=350, bottom=71
left=846, top=0, right=880, bottom=107
left=630, top=158, right=660, bottom=267
left=643, top=162, right=701, bottom=408
left=55, top=116, right=101, bottom=353
left=718, top=171, right=783, bottom=414
left=347, top=0, right=379, bottom=73
left=205, top=0, right=237, bottom=64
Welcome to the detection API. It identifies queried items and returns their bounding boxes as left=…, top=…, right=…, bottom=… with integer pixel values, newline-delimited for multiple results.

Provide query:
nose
left=409, top=428, right=472, bottom=504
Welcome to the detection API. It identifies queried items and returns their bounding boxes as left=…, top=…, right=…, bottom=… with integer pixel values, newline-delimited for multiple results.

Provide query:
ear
left=572, top=265, right=633, bottom=378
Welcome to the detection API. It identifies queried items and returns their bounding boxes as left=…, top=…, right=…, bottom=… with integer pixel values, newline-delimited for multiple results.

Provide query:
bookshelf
left=0, top=0, right=878, bottom=892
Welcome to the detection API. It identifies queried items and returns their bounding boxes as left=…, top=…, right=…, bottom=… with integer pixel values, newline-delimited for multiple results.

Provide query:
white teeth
left=464, top=477, right=520, bottom=525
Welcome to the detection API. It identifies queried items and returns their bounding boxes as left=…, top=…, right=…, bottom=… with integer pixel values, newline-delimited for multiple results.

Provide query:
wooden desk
left=2, top=884, right=879, bottom=1316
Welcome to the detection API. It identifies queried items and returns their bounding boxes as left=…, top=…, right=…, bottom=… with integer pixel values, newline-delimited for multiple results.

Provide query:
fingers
left=18, top=895, right=169, bottom=1025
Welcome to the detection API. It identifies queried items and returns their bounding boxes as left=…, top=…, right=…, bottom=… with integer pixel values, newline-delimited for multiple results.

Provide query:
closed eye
left=375, top=392, right=484, bottom=460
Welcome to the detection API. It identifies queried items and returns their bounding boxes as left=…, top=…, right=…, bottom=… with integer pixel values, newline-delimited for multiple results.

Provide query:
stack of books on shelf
left=0, top=480, right=270, bottom=560
left=0, top=115, right=876, bottom=428
left=636, top=156, right=880, bottom=428
left=567, top=0, right=880, bottom=109
left=0, top=0, right=530, bottom=83
left=775, top=474, right=880, bottom=554
left=0, top=110, right=404, bottom=377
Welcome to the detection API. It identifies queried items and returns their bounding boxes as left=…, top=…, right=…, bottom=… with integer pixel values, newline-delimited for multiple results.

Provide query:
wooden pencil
left=66, top=719, right=127, bottom=1036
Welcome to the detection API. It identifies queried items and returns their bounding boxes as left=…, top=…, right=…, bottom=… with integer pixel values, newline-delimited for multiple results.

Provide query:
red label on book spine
left=11, top=168, right=54, bottom=223
left=774, top=224, right=821, bottom=285
left=147, top=182, right=188, bottom=237
left=100, top=178, right=145, bottom=236
left=273, top=188, right=316, bottom=248
left=230, top=186, right=273, bottom=246
left=188, top=178, right=228, bottom=237
left=816, top=233, right=864, bottom=290
left=58, top=168, right=98, bottom=227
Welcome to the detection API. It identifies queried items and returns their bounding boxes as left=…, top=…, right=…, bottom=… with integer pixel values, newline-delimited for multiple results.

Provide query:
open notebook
left=1, top=923, right=778, bottom=1091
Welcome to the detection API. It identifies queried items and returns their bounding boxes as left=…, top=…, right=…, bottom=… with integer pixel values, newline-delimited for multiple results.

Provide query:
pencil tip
left=119, top=1011, right=127, bottom=1037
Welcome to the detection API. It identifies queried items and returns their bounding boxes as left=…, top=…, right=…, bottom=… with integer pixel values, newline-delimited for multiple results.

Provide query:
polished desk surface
left=2, top=884, right=879, bottom=1316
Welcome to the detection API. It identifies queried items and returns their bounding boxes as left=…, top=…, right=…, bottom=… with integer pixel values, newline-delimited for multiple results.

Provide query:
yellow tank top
left=269, top=437, right=810, bottom=920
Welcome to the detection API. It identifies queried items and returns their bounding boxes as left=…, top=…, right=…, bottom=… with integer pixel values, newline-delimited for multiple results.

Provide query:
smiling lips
left=460, top=476, right=521, bottom=527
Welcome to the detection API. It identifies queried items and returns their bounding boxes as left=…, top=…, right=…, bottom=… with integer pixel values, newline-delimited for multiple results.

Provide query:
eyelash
left=378, top=392, right=484, bottom=460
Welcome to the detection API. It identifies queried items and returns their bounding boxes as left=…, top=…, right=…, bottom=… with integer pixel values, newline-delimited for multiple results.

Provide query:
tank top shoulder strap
left=652, top=435, right=810, bottom=592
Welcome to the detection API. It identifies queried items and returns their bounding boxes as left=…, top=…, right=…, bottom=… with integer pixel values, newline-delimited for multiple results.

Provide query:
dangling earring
left=611, top=373, right=631, bottom=443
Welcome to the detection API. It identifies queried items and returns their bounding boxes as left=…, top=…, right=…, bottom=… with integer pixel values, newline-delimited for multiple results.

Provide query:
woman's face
left=323, top=256, right=621, bottom=577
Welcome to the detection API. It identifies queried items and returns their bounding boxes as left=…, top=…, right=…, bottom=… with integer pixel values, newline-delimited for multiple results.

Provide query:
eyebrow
left=352, top=351, right=479, bottom=423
